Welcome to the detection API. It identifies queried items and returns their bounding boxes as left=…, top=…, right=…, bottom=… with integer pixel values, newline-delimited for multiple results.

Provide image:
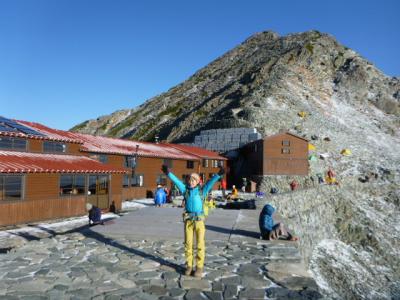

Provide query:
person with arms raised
left=161, top=164, right=224, bottom=278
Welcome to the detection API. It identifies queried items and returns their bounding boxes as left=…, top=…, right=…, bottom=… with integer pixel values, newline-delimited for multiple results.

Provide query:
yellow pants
left=184, top=220, right=205, bottom=268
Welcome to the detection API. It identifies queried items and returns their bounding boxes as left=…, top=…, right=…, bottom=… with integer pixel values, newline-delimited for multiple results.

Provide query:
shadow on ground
left=206, top=224, right=260, bottom=239
left=7, top=222, right=183, bottom=274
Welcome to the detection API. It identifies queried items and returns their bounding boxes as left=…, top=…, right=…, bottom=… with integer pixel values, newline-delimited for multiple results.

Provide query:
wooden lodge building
left=0, top=117, right=226, bottom=227
left=235, top=132, right=309, bottom=180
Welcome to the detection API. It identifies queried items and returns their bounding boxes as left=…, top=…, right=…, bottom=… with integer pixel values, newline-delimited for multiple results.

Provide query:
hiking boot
left=194, top=267, right=203, bottom=278
left=184, top=266, right=192, bottom=276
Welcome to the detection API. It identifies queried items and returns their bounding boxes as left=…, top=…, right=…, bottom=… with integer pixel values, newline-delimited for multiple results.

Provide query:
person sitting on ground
left=162, top=164, right=224, bottom=278
left=86, top=203, right=104, bottom=226
left=259, top=204, right=298, bottom=241
left=109, top=200, right=116, bottom=213
left=326, top=167, right=339, bottom=185
left=154, top=184, right=167, bottom=207
left=227, top=185, right=239, bottom=201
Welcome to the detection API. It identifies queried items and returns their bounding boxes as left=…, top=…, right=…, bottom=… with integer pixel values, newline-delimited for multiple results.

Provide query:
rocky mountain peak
left=71, top=30, right=398, bottom=144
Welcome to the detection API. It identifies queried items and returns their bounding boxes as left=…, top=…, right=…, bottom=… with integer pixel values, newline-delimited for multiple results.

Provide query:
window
left=212, top=160, right=218, bottom=168
left=60, top=174, right=85, bottom=196
left=281, top=148, right=291, bottom=154
left=202, top=159, right=209, bottom=168
left=187, top=160, right=194, bottom=169
left=88, top=175, right=97, bottom=195
left=99, top=154, right=108, bottom=164
left=0, top=137, right=27, bottom=151
left=156, top=174, right=167, bottom=186
left=124, top=156, right=137, bottom=168
left=182, top=174, right=189, bottom=184
left=89, top=153, right=108, bottom=164
left=163, top=159, right=173, bottom=168
left=123, top=175, right=130, bottom=188
left=43, top=141, right=67, bottom=153
left=282, top=140, right=290, bottom=146
left=131, top=174, right=144, bottom=187
left=200, top=173, right=205, bottom=183
left=0, top=175, right=24, bottom=200
left=218, top=160, right=224, bottom=167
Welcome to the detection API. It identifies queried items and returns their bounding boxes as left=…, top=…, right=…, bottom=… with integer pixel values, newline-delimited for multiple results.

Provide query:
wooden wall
left=238, top=140, right=264, bottom=176
left=0, top=173, right=123, bottom=227
left=0, top=196, right=86, bottom=227
left=0, top=174, right=86, bottom=226
left=110, top=173, right=123, bottom=210
left=28, top=139, right=82, bottom=155
left=263, top=133, right=309, bottom=175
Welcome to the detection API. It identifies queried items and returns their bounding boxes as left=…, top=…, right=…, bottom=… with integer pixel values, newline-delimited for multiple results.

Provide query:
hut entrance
left=87, top=175, right=109, bottom=209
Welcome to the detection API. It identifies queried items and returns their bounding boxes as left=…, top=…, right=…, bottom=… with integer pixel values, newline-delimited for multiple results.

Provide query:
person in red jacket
left=221, top=177, right=227, bottom=199
left=290, top=180, right=299, bottom=191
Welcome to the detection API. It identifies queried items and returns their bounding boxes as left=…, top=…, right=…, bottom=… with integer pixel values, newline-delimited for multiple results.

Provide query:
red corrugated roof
left=16, top=121, right=206, bottom=160
left=0, top=151, right=127, bottom=174
left=16, top=121, right=83, bottom=144
left=70, top=133, right=201, bottom=160
left=165, top=143, right=227, bottom=160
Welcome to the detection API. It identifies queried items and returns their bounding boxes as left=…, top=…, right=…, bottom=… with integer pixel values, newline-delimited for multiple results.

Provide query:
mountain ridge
left=71, top=30, right=399, bottom=143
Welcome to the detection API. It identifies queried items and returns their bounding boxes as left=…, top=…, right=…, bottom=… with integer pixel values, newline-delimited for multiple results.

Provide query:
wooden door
left=87, top=175, right=109, bottom=209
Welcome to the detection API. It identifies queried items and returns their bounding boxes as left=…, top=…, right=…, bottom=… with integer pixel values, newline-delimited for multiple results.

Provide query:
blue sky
left=1, top=0, right=399, bottom=130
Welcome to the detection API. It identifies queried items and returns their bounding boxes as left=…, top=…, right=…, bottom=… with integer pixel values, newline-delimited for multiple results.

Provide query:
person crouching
left=162, top=164, right=224, bottom=278
left=86, top=203, right=104, bottom=226
left=259, top=204, right=298, bottom=241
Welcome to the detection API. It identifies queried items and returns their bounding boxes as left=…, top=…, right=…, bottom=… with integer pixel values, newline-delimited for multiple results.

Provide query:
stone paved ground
left=0, top=203, right=322, bottom=300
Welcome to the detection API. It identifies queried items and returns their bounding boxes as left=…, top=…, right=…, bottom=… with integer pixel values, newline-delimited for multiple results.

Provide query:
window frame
left=0, top=175, right=25, bottom=201
left=59, top=174, right=86, bottom=196
left=123, top=174, right=130, bottom=188
left=131, top=174, right=144, bottom=187
left=124, top=155, right=137, bottom=168
left=186, top=160, right=194, bottom=169
left=98, top=154, right=108, bottom=164
left=281, top=148, right=291, bottom=154
left=202, top=159, right=209, bottom=168
left=0, top=137, right=28, bottom=151
left=43, top=141, right=67, bottom=154
left=163, top=159, right=173, bottom=168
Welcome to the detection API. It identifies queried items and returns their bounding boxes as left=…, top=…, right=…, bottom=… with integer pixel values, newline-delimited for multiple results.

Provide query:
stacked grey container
left=192, top=128, right=262, bottom=153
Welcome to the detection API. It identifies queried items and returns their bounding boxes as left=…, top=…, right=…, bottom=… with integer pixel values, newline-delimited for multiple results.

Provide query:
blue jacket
left=154, top=188, right=167, bottom=205
left=89, top=207, right=102, bottom=223
left=167, top=172, right=221, bottom=214
left=259, top=204, right=276, bottom=234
